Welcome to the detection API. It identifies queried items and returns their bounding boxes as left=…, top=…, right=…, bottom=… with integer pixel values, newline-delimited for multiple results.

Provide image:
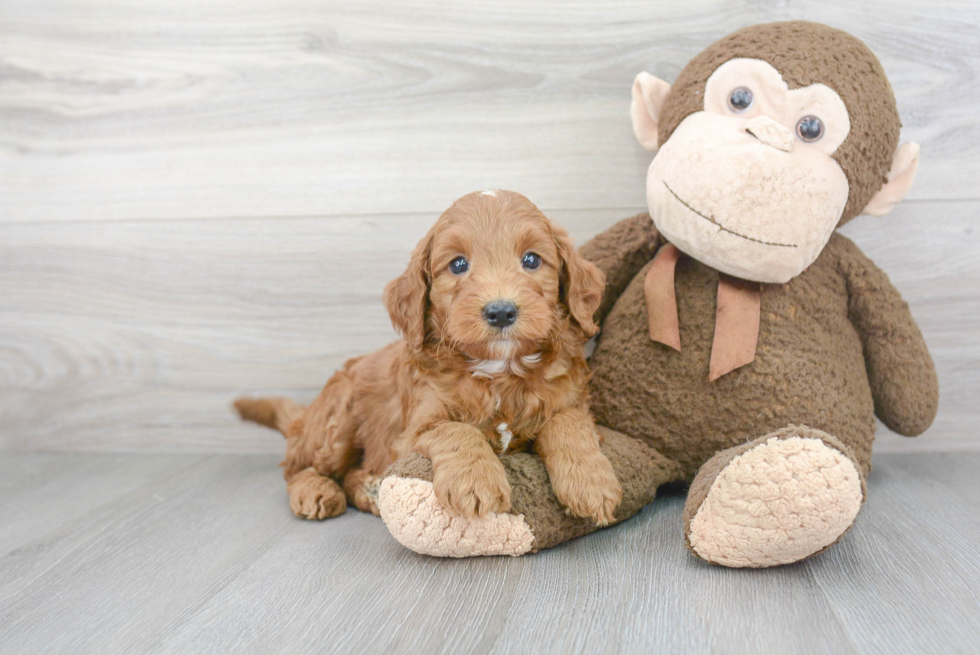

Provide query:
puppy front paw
left=550, top=453, right=623, bottom=526
left=433, top=455, right=512, bottom=518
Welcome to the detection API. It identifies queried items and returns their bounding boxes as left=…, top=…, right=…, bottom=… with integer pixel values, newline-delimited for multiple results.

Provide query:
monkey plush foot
left=378, top=427, right=682, bottom=557
left=683, top=426, right=866, bottom=568
left=378, top=472, right=535, bottom=557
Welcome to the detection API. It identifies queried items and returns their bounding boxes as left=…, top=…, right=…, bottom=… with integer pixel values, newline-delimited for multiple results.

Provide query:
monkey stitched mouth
left=663, top=182, right=798, bottom=248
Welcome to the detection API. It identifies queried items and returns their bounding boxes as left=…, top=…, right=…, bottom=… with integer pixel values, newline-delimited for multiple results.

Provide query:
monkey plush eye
left=728, top=87, right=754, bottom=113
left=449, top=256, right=469, bottom=275
left=796, top=115, right=824, bottom=142
left=522, top=252, right=542, bottom=270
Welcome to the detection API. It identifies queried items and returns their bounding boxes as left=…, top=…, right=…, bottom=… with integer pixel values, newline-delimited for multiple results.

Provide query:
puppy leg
left=280, top=370, right=360, bottom=520
left=416, top=422, right=512, bottom=518
left=536, top=407, right=623, bottom=526
left=343, top=468, right=382, bottom=516
left=281, top=370, right=360, bottom=481
left=303, top=371, right=361, bottom=476
left=286, top=467, right=346, bottom=519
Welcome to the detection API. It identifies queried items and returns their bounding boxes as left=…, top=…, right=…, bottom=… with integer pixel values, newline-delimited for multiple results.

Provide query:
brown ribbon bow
left=644, top=243, right=761, bottom=381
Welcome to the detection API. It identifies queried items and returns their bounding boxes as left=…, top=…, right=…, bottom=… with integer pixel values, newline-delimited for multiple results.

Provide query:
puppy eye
left=521, top=252, right=542, bottom=270
left=728, top=87, right=753, bottom=113
left=796, top=115, right=824, bottom=142
left=449, top=256, right=469, bottom=275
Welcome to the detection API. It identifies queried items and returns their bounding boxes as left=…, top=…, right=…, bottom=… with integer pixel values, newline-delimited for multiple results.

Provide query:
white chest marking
left=496, top=422, right=513, bottom=451
left=468, top=353, right=542, bottom=379
left=469, top=359, right=508, bottom=379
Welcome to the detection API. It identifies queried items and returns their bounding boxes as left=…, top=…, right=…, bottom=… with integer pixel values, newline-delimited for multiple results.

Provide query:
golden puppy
left=236, top=190, right=623, bottom=524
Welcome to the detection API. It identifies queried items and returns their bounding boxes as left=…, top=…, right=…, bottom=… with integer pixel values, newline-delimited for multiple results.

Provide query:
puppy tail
left=234, top=397, right=305, bottom=437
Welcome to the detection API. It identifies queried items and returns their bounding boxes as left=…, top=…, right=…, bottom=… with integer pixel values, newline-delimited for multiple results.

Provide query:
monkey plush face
left=631, top=22, right=920, bottom=283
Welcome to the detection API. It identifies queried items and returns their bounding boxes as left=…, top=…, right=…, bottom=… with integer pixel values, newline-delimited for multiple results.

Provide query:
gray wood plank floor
left=1, top=452, right=978, bottom=654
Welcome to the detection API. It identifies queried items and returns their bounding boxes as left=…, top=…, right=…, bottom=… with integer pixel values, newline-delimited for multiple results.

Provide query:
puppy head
left=384, top=190, right=604, bottom=359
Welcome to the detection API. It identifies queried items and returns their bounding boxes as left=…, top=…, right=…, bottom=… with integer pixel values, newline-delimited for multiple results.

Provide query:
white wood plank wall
left=1, top=0, right=978, bottom=453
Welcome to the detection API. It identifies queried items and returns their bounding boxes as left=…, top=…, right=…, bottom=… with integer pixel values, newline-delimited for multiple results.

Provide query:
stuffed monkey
left=376, top=21, right=938, bottom=567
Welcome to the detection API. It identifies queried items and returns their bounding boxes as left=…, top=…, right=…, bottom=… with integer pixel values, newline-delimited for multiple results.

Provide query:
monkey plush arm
left=578, top=213, right=661, bottom=324
left=836, top=236, right=939, bottom=436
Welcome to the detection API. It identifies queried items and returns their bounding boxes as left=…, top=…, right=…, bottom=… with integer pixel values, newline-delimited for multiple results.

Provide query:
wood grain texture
left=0, top=0, right=978, bottom=454
left=1, top=201, right=976, bottom=453
left=0, top=452, right=978, bottom=654
left=0, top=0, right=977, bottom=224
left=0, top=207, right=624, bottom=452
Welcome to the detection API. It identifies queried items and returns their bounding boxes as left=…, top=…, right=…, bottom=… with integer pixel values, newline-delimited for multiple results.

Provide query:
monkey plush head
left=631, top=21, right=919, bottom=283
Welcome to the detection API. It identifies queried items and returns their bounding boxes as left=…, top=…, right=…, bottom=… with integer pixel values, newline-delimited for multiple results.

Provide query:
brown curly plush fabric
left=585, top=214, right=938, bottom=481
left=658, top=21, right=900, bottom=225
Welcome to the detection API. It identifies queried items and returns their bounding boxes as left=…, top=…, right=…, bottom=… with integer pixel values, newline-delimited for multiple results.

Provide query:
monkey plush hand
left=375, top=22, right=938, bottom=567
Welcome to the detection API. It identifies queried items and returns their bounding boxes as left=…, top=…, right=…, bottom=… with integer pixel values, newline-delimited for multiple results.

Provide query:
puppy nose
left=483, top=301, right=518, bottom=328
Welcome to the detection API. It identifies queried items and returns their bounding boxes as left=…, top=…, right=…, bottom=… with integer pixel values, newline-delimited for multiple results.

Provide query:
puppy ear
left=554, top=226, right=605, bottom=336
left=384, top=232, right=432, bottom=352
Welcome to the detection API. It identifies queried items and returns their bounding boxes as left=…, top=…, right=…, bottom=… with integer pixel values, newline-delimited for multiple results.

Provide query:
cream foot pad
left=378, top=476, right=534, bottom=557
left=687, top=436, right=863, bottom=568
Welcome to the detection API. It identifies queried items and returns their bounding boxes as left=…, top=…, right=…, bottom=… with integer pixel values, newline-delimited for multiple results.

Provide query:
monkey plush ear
left=862, top=142, right=920, bottom=217
left=631, top=72, right=672, bottom=152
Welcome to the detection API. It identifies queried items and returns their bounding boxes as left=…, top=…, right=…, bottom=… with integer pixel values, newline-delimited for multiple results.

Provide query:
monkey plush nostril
left=744, top=115, right=793, bottom=152
left=483, top=301, right=518, bottom=328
